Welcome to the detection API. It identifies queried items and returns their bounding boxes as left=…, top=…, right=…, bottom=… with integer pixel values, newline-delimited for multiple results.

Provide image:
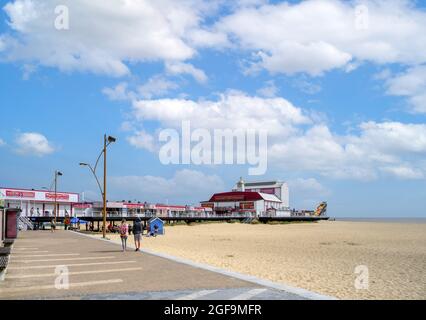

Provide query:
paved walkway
left=0, top=231, right=331, bottom=300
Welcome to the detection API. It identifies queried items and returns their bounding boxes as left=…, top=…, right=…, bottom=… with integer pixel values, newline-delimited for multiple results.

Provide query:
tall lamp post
left=80, top=135, right=116, bottom=239
left=54, top=171, right=63, bottom=223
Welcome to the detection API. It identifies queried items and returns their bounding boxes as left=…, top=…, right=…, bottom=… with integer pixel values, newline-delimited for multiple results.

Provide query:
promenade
left=0, top=231, right=330, bottom=300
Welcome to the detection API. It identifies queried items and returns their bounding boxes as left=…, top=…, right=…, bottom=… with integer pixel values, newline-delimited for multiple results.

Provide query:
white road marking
left=12, top=256, right=115, bottom=263
left=230, top=288, right=268, bottom=300
left=7, top=267, right=143, bottom=279
left=12, top=251, right=49, bottom=254
left=0, top=279, right=124, bottom=294
left=8, top=260, right=137, bottom=270
left=11, top=254, right=80, bottom=258
left=176, top=290, right=218, bottom=300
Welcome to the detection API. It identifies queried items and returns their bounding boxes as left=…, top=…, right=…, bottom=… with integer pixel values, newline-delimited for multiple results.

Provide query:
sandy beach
left=96, top=220, right=426, bottom=300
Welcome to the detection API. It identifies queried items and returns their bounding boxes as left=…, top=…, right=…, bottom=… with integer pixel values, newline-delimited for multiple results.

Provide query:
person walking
left=64, top=216, right=70, bottom=231
left=50, top=219, right=56, bottom=233
left=119, top=219, right=129, bottom=252
left=133, top=218, right=143, bottom=252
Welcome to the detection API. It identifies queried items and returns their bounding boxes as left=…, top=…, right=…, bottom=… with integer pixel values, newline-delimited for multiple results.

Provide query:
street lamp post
left=54, top=171, right=63, bottom=223
left=80, top=134, right=116, bottom=239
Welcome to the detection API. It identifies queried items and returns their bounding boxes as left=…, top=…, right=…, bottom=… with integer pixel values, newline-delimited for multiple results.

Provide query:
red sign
left=73, top=204, right=92, bottom=209
left=240, top=202, right=255, bottom=210
left=46, top=193, right=70, bottom=200
left=259, top=188, right=275, bottom=195
left=201, top=203, right=214, bottom=208
left=125, top=204, right=143, bottom=209
left=6, top=190, right=35, bottom=198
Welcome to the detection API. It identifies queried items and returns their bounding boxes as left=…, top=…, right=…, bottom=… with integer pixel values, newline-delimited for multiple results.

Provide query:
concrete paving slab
left=0, top=230, right=335, bottom=300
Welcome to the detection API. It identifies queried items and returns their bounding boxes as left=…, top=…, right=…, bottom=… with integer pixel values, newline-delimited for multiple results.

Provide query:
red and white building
left=201, top=178, right=291, bottom=217
left=0, top=187, right=80, bottom=217
left=73, top=201, right=210, bottom=218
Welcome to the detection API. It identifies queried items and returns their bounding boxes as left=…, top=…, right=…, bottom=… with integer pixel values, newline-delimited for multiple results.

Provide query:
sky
left=0, top=0, right=425, bottom=217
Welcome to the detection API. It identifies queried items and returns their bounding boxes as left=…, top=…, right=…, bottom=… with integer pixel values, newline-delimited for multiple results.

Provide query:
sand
left=96, top=221, right=426, bottom=300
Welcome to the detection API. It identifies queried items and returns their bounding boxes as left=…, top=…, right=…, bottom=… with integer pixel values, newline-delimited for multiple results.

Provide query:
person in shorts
left=133, top=217, right=143, bottom=252
left=119, top=219, right=129, bottom=252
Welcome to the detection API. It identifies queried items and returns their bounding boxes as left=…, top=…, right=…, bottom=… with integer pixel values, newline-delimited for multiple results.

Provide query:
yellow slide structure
left=314, top=202, right=327, bottom=216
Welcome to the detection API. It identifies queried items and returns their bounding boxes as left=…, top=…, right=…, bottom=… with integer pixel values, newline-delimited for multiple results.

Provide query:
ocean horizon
left=333, top=217, right=426, bottom=223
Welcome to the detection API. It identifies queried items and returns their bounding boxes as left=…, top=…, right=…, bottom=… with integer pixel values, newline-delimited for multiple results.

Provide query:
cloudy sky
left=0, top=0, right=425, bottom=217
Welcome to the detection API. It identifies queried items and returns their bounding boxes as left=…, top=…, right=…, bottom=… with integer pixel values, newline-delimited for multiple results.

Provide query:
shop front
left=0, top=187, right=79, bottom=217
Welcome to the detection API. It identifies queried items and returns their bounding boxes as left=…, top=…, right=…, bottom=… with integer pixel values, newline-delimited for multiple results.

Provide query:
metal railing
left=18, top=216, right=34, bottom=230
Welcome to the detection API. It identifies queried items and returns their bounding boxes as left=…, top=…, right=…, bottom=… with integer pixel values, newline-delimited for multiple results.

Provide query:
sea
left=333, top=217, right=426, bottom=223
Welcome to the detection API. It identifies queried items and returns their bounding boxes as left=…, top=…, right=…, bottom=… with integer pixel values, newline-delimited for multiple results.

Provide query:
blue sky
left=0, top=0, right=426, bottom=217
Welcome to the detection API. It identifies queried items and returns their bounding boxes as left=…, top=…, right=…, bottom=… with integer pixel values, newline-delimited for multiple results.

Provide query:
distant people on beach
left=128, top=224, right=133, bottom=235
left=30, top=207, right=34, bottom=217
left=50, top=219, right=56, bottom=233
left=119, top=219, right=129, bottom=252
left=133, top=218, right=143, bottom=252
left=149, top=224, right=159, bottom=237
left=64, top=216, right=70, bottom=230
left=36, top=208, right=40, bottom=216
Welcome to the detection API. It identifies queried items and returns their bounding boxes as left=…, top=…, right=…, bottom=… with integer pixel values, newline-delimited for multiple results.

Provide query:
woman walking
left=119, top=219, right=129, bottom=252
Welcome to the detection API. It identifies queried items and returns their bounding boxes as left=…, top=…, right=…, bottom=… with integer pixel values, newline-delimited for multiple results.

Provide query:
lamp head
left=107, top=136, right=117, bottom=143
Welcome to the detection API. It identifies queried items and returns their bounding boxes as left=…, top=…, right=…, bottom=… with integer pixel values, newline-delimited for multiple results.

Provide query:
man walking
left=133, top=217, right=143, bottom=252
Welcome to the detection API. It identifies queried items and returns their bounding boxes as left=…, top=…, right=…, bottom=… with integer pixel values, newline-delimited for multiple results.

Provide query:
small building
left=74, top=201, right=208, bottom=219
left=202, top=177, right=291, bottom=217
left=232, top=177, right=289, bottom=207
left=148, top=217, right=164, bottom=235
left=0, top=207, right=4, bottom=243
left=0, top=187, right=79, bottom=217
left=202, top=191, right=288, bottom=217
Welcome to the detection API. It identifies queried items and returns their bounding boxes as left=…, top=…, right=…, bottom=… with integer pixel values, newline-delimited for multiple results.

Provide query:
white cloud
left=103, top=76, right=178, bottom=102
left=380, top=165, right=424, bottom=180
left=385, top=65, right=426, bottom=113
left=21, top=63, right=37, bottom=80
left=292, top=77, right=322, bottom=95
left=0, top=138, right=5, bottom=146
left=1, top=0, right=208, bottom=76
left=288, top=178, right=330, bottom=196
left=3, top=0, right=426, bottom=89
left=0, top=35, right=6, bottom=51
left=256, top=81, right=278, bottom=98
left=110, top=169, right=225, bottom=203
left=127, top=130, right=156, bottom=152
left=214, top=0, right=426, bottom=75
left=127, top=90, right=426, bottom=181
left=102, top=83, right=134, bottom=101
left=270, top=121, right=426, bottom=180
left=165, top=61, right=208, bottom=83
left=186, top=28, right=230, bottom=48
left=355, top=121, right=426, bottom=154
left=131, top=91, right=311, bottom=137
left=15, top=132, right=54, bottom=156
left=138, top=75, right=179, bottom=99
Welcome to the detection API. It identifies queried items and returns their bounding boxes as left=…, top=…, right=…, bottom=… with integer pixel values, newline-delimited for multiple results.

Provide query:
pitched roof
left=209, top=191, right=281, bottom=203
